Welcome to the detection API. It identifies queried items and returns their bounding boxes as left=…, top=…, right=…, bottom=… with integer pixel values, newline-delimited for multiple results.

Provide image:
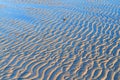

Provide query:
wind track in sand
left=0, top=0, right=120, bottom=80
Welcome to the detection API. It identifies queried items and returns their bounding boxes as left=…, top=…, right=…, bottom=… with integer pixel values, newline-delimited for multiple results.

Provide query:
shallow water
left=0, top=0, right=120, bottom=80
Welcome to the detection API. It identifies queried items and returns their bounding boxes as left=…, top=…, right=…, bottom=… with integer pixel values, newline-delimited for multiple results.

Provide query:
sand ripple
left=0, top=0, right=120, bottom=80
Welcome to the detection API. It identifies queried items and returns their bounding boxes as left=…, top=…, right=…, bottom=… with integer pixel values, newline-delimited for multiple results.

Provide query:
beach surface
left=0, top=0, right=120, bottom=80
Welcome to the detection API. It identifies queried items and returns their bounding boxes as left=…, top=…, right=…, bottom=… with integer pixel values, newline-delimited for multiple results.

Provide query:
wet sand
left=0, top=0, right=120, bottom=80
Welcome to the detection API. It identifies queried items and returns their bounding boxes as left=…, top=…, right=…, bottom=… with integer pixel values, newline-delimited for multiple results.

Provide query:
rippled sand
left=0, top=0, right=120, bottom=80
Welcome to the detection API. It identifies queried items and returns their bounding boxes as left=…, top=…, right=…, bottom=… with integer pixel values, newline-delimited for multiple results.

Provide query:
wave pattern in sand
left=0, top=0, right=120, bottom=80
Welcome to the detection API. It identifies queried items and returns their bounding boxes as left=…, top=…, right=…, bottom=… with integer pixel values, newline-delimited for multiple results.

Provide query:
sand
left=0, top=0, right=120, bottom=80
